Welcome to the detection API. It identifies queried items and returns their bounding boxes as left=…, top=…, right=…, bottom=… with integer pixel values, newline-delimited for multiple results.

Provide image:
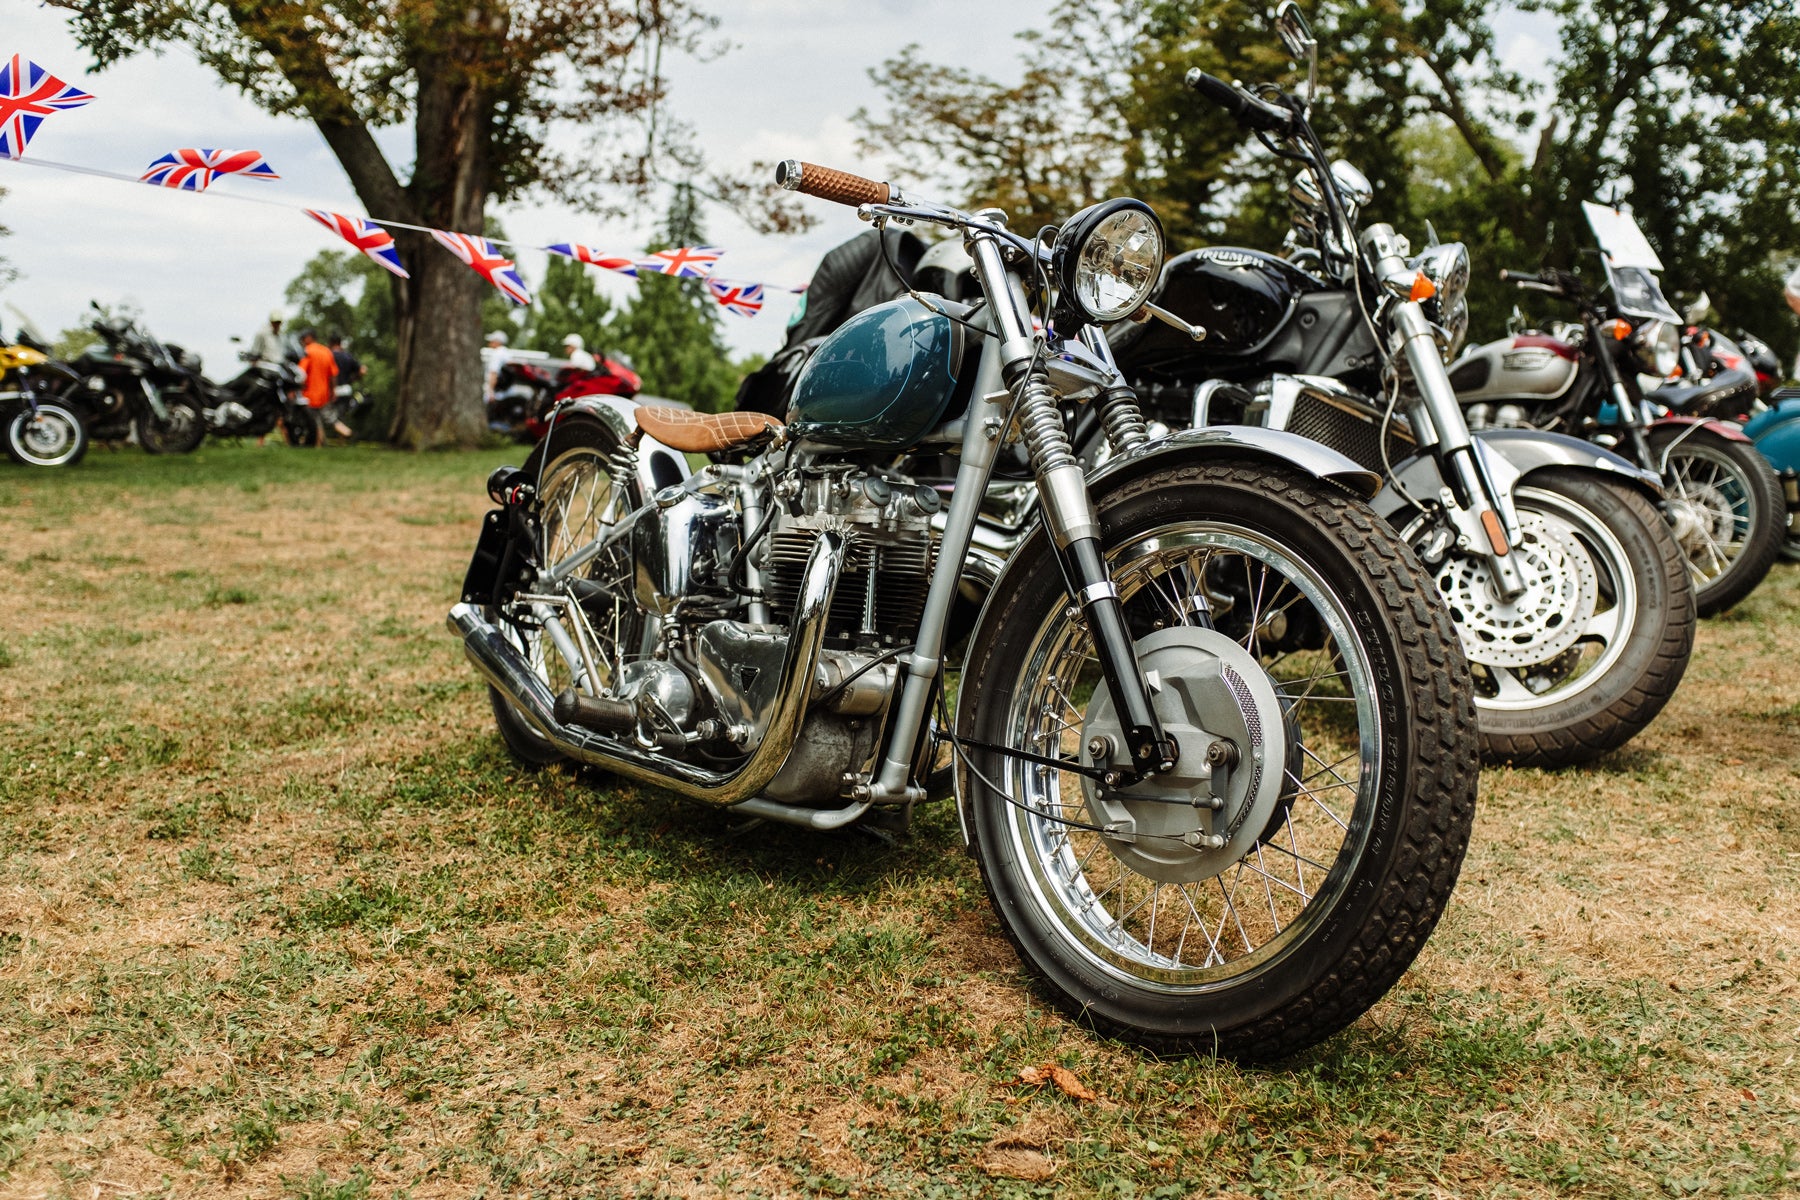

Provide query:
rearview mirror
left=1274, top=2, right=1319, bottom=102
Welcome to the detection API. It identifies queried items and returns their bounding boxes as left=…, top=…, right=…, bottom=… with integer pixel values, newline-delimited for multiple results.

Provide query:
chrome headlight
left=1633, top=319, right=1680, bottom=377
left=1412, top=242, right=1470, bottom=317
left=1052, top=198, right=1164, bottom=327
left=1438, top=300, right=1469, bottom=361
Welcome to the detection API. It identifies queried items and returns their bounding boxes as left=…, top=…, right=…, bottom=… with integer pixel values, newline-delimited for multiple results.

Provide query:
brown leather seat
left=635, top=405, right=784, bottom=453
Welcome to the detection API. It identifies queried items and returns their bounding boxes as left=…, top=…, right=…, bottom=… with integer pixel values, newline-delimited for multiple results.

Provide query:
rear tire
left=487, top=418, right=644, bottom=768
left=958, top=460, right=1478, bottom=1061
left=1651, top=425, right=1784, bottom=616
left=5, top=401, right=89, bottom=467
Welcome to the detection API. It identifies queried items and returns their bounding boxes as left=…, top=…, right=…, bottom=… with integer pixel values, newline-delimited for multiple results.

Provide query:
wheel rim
left=14, top=407, right=80, bottom=464
left=1424, top=486, right=1638, bottom=712
left=996, top=522, right=1380, bottom=993
left=1662, top=441, right=1757, bottom=588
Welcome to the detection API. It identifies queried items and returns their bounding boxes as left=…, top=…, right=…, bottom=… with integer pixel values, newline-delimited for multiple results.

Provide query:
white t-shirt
left=1785, top=264, right=1800, bottom=316
left=564, top=347, right=597, bottom=372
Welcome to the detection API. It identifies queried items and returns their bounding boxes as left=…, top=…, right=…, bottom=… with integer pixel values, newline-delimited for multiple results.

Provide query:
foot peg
left=553, top=689, right=636, bottom=732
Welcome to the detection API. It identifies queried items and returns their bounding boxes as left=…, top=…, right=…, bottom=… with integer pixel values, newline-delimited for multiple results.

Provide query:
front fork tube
left=1392, top=302, right=1526, bottom=598
left=1588, top=318, right=1656, bottom=468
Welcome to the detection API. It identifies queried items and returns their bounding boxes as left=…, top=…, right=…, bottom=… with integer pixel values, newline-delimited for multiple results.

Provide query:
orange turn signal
left=1602, top=318, right=1631, bottom=341
left=1409, top=272, right=1437, bottom=303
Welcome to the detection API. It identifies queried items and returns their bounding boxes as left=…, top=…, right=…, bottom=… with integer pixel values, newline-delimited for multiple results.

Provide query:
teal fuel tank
left=788, top=296, right=964, bottom=450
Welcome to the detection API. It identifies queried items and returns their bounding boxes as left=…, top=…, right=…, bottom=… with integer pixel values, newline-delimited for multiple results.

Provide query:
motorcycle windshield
left=1603, top=261, right=1681, bottom=324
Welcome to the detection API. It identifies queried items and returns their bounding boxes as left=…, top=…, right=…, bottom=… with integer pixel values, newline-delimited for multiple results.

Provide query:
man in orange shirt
left=297, top=329, right=338, bottom=445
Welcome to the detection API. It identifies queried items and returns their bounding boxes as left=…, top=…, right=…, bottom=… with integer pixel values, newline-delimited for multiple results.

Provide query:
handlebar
left=1185, top=70, right=1297, bottom=135
left=1500, top=268, right=1576, bottom=297
left=774, top=160, right=891, bottom=208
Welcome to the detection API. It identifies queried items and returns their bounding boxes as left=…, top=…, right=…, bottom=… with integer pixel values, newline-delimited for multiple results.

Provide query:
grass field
left=1, top=443, right=1796, bottom=1199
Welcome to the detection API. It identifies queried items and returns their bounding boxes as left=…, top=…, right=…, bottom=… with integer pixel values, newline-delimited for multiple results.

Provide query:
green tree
left=519, top=255, right=614, bottom=355
left=52, top=1, right=715, bottom=448
left=607, top=185, right=739, bottom=412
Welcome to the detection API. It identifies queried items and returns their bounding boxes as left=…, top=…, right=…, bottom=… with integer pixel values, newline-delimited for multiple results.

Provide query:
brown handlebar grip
left=774, top=159, right=890, bottom=207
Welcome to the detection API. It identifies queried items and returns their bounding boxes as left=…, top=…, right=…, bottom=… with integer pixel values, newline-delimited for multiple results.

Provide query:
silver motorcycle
left=450, top=162, right=1478, bottom=1059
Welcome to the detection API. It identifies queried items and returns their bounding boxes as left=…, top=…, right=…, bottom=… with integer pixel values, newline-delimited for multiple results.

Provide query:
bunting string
left=0, top=55, right=809, bottom=315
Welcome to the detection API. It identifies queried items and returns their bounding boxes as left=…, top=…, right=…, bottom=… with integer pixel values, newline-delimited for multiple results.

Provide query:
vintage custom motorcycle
left=1027, top=4, right=1693, bottom=770
left=451, top=163, right=1478, bottom=1058
left=1452, top=210, right=1786, bottom=616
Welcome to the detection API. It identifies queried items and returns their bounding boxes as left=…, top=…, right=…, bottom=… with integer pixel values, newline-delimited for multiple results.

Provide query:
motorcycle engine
left=758, top=466, right=942, bottom=647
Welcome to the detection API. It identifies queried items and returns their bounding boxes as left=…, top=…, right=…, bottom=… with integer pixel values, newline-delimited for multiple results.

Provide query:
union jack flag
left=305, top=210, right=410, bottom=279
left=141, top=148, right=279, bottom=191
left=0, top=55, right=94, bottom=160
left=546, top=243, right=638, bottom=277
left=706, top=279, right=765, bottom=318
left=430, top=230, right=532, bottom=306
left=635, top=245, right=723, bottom=279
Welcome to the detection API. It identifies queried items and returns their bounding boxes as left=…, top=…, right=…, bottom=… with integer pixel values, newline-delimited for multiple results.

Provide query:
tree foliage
left=858, top=0, right=1800, bottom=362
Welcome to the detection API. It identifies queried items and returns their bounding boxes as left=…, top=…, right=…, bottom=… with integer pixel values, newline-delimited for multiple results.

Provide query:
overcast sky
left=0, top=1, right=1050, bottom=373
left=0, top=3, right=1558, bottom=375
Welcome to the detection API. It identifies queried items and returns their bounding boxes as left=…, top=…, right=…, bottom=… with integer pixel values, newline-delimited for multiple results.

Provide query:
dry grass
left=1, top=443, right=1797, bottom=1199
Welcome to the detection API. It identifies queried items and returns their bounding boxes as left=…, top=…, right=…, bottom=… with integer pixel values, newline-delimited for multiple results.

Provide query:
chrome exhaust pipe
left=449, top=531, right=847, bottom=807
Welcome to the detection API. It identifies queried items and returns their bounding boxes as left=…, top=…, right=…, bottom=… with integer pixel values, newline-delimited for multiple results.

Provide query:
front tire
left=137, top=397, right=207, bottom=454
left=1651, top=425, right=1784, bottom=616
left=1420, top=471, right=1694, bottom=768
left=958, top=460, right=1478, bottom=1061
left=5, top=401, right=89, bottom=467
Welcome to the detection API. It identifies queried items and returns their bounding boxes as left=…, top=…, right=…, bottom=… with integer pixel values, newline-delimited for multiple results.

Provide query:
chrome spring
left=1016, top=368, right=1077, bottom=476
left=608, top=441, right=640, bottom=502
left=1096, top=384, right=1150, bottom=454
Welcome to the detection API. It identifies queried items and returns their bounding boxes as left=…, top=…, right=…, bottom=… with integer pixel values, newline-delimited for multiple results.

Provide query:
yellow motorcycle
left=1, top=335, right=88, bottom=467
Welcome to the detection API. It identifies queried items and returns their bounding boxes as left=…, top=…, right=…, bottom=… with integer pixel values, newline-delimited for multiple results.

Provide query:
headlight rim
left=1051, top=197, right=1166, bottom=330
left=1633, top=319, right=1680, bottom=377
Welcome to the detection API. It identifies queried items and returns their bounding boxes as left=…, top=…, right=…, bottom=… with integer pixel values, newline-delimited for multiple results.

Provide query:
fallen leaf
left=981, top=1148, right=1056, bottom=1181
left=1015, top=1063, right=1097, bottom=1101
left=1742, top=1089, right=1756, bottom=1101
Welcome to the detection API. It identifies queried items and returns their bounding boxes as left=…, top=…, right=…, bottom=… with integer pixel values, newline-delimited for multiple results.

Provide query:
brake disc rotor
left=1434, top=510, right=1598, bottom=669
left=1078, top=627, right=1291, bottom=885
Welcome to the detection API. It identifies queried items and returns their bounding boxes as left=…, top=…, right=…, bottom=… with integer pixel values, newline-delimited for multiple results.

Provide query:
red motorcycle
left=488, top=352, right=640, bottom=443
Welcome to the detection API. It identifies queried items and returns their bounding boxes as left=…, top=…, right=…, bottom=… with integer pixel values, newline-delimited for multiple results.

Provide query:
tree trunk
left=386, top=228, right=488, bottom=448
left=387, top=58, right=493, bottom=450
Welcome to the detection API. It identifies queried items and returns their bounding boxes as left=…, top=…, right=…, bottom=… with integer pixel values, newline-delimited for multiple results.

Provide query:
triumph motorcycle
left=68, top=307, right=209, bottom=454
left=944, top=4, right=1689, bottom=770
left=451, top=162, right=1479, bottom=1058
left=1451, top=213, right=1785, bottom=617
left=1, top=330, right=88, bottom=468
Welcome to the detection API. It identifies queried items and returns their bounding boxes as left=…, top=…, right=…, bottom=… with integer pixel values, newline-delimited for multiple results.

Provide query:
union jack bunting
left=635, top=245, right=723, bottom=279
left=304, top=210, right=410, bottom=279
left=0, top=55, right=95, bottom=160
left=141, top=148, right=279, bottom=191
left=706, top=279, right=765, bottom=318
left=546, top=243, right=639, bottom=277
left=430, top=230, right=532, bottom=306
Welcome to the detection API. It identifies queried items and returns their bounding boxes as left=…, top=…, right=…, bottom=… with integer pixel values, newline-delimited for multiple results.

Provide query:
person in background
left=1785, top=264, right=1800, bottom=379
left=326, top=333, right=362, bottom=440
left=482, top=329, right=510, bottom=402
left=248, top=310, right=285, bottom=363
left=562, top=333, right=597, bottom=372
left=297, top=328, right=338, bottom=444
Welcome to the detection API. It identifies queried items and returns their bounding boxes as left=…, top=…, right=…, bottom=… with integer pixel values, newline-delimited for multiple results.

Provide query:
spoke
left=1217, top=873, right=1255, bottom=954
left=1488, top=667, right=1539, bottom=704
left=1581, top=603, right=1624, bottom=646
left=1177, top=883, right=1226, bottom=968
left=1259, top=837, right=1334, bottom=874
left=1243, top=845, right=1313, bottom=904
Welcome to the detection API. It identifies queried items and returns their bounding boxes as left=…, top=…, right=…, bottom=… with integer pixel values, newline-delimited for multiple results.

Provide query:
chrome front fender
left=1370, top=428, right=1662, bottom=523
left=1086, top=424, right=1381, bottom=500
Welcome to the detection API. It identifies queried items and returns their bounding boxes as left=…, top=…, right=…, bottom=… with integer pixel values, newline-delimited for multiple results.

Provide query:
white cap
left=562, top=333, right=584, bottom=350
left=485, top=329, right=509, bottom=345
left=269, top=310, right=283, bottom=323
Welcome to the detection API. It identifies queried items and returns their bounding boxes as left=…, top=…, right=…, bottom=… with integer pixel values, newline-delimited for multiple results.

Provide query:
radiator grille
left=1287, top=392, right=1416, bottom=473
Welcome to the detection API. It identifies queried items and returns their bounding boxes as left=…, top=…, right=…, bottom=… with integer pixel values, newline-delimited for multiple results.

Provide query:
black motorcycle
left=67, top=307, right=209, bottom=454
left=200, top=350, right=298, bottom=440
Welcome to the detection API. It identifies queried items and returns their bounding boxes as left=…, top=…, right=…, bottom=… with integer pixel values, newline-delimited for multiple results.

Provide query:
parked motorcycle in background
left=451, top=146, right=1479, bottom=1058
left=1, top=328, right=88, bottom=468
left=1451, top=206, right=1784, bottom=616
left=67, top=305, right=208, bottom=454
left=488, top=350, right=640, bottom=442
left=1084, top=3, right=1693, bottom=768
